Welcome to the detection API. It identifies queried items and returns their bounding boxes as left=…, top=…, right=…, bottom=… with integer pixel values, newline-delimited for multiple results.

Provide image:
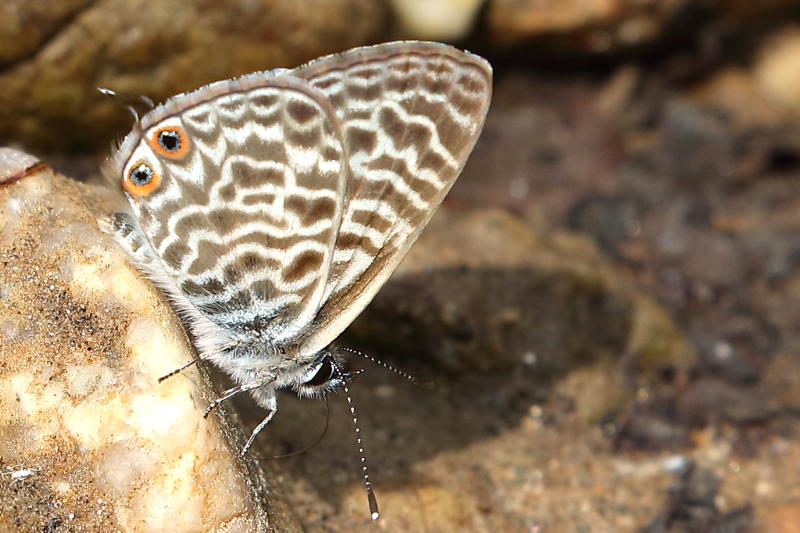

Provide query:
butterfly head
left=291, top=352, right=355, bottom=399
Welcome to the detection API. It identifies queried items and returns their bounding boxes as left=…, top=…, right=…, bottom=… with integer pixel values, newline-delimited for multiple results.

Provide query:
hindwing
left=289, top=41, right=493, bottom=354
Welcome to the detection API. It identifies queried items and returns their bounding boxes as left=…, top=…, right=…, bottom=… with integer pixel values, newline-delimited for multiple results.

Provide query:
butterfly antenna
left=98, top=87, right=154, bottom=138
left=343, top=382, right=380, bottom=520
left=138, top=94, right=155, bottom=109
left=338, top=347, right=419, bottom=385
left=98, top=87, right=155, bottom=110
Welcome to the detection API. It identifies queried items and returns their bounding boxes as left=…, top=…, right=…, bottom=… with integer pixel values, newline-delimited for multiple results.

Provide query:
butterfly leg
left=241, top=390, right=277, bottom=456
left=203, top=381, right=265, bottom=419
left=158, top=358, right=202, bottom=383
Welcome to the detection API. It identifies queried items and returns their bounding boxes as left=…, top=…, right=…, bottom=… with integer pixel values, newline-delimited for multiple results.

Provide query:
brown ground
left=244, top=25, right=800, bottom=533
left=4, top=7, right=800, bottom=533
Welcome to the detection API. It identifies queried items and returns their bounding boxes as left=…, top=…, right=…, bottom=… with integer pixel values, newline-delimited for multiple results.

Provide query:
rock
left=0, top=148, right=298, bottom=532
left=390, top=0, right=485, bottom=40
left=754, top=27, right=800, bottom=117
left=615, top=413, right=691, bottom=452
left=692, top=25, right=800, bottom=126
left=0, top=0, right=389, bottom=152
left=486, top=0, right=686, bottom=50
left=639, top=464, right=753, bottom=533
left=346, top=208, right=696, bottom=381
left=553, top=358, right=631, bottom=424
left=0, top=0, right=92, bottom=67
left=677, top=379, right=774, bottom=426
left=0, top=147, right=47, bottom=185
left=485, top=1, right=799, bottom=53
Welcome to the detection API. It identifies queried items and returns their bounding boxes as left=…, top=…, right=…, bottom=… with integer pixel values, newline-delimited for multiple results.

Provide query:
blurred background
left=3, top=1, right=800, bottom=531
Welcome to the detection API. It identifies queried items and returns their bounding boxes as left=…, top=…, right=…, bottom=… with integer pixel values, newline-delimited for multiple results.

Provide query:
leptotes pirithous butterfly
left=101, top=41, right=491, bottom=518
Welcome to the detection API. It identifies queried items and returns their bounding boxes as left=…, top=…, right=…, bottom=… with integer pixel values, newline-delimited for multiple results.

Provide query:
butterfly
left=101, top=40, right=492, bottom=518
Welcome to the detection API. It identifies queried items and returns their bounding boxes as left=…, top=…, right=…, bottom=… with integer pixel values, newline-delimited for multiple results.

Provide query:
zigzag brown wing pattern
left=109, top=75, right=348, bottom=344
left=289, top=42, right=493, bottom=355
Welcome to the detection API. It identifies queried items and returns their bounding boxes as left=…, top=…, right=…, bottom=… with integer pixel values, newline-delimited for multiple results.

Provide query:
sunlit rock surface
left=390, top=0, right=485, bottom=40
left=0, top=149, right=298, bottom=532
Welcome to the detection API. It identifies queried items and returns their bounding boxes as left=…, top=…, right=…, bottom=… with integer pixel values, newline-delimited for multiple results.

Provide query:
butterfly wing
left=288, top=41, right=493, bottom=355
left=107, top=75, right=348, bottom=346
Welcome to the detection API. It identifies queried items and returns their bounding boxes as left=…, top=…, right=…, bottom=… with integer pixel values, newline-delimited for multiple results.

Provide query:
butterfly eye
left=148, top=126, right=190, bottom=159
left=305, top=356, right=336, bottom=387
left=124, top=161, right=161, bottom=196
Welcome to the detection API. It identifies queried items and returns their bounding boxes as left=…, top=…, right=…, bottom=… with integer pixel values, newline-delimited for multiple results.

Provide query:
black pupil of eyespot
left=306, top=357, right=335, bottom=386
left=159, top=131, right=181, bottom=152
left=131, top=165, right=153, bottom=186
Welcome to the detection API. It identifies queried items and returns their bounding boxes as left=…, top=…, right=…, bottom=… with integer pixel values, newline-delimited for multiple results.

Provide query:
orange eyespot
left=147, top=126, right=191, bottom=159
left=123, top=161, right=161, bottom=197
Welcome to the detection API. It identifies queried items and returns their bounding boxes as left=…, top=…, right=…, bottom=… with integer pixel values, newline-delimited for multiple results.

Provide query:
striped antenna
left=338, top=347, right=420, bottom=385
left=342, top=382, right=380, bottom=520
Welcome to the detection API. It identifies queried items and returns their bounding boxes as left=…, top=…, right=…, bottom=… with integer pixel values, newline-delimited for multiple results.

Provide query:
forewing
left=110, top=75, right=348, bottom=344
left=289, top=41, right=493, bottom=354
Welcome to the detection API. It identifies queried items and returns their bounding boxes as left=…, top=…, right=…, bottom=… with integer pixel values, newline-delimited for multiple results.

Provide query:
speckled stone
left=0, top=148, right=298, bottom=532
